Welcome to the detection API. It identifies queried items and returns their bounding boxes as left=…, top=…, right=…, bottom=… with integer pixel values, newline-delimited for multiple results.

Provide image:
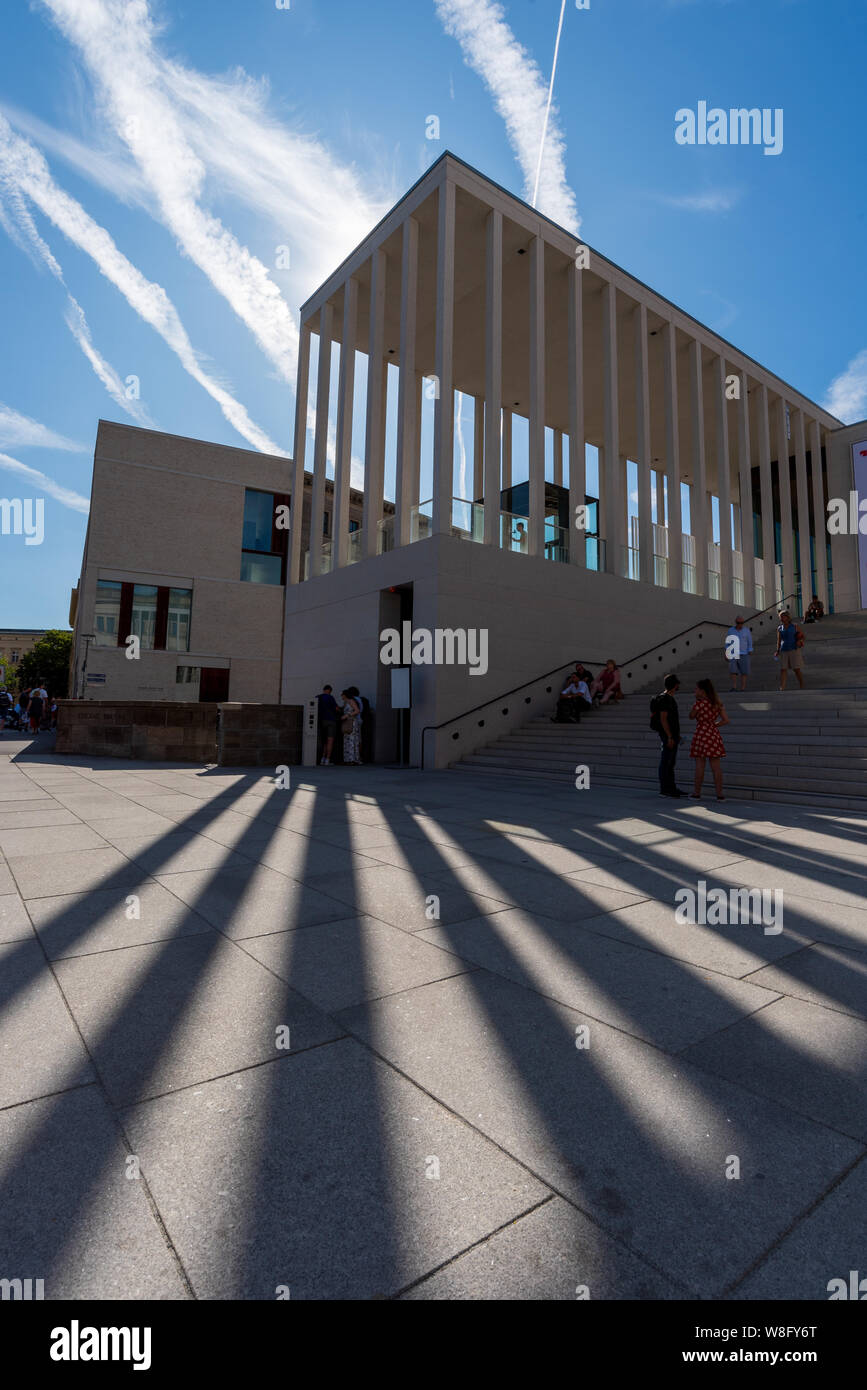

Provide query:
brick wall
left=217, top=704, right=302, bottom=767
left=56, top=701, right=218, bottom=762
left=55, top=700, right=302, bottom=766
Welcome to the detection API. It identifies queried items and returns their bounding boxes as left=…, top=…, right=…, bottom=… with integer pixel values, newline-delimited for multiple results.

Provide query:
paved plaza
left=1, top=741, right=866, bottom=1300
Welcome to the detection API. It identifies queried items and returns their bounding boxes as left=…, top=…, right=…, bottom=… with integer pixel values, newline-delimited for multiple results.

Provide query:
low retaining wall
left=217, top=704, right=302, bottom=767
left=56, top=701, right=302, bottom=766
left=56, top=700, right=217, bottom=762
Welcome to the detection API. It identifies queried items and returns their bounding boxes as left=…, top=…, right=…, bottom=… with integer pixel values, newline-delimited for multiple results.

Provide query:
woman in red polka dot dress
left=689, top=678, right=730, bottom=800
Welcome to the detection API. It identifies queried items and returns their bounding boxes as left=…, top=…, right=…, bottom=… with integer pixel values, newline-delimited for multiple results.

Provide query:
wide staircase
left=454, top=612, right=867, bottom=810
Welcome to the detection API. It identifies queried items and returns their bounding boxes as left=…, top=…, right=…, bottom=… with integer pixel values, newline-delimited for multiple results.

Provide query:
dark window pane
left=94, top=579, right=122, bottom=647
left=131, top=585, right=158, bottom=649
left=243, top=490, right=275, bottom=552
left=241, top=551, right=283, bottom=585
left=166, top=588, right=192, bottom=652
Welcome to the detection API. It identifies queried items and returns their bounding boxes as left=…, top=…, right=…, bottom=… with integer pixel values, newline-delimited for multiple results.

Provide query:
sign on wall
left=854, top=442, right=867, bottom=608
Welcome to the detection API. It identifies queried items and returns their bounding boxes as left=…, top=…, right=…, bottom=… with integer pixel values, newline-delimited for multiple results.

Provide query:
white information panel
left=391, top=667, right=411, bottom=709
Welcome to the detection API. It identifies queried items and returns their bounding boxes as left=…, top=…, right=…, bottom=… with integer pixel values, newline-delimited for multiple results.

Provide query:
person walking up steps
left=775, top=610, right=805, bottom=690
left=689, top=679, right=730, bottom=801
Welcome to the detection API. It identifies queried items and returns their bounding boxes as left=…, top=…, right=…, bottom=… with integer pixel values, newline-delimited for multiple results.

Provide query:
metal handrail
left=419, top=590, right=797, bottom=770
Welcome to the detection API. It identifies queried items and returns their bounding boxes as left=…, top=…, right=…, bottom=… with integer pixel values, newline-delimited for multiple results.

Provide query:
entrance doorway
left=200, top=668, right=230, bottom=702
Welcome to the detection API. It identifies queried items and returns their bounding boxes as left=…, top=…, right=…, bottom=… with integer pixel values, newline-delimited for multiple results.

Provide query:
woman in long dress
left=689, top=678, right=729, bottom=800
left=340, top=690, right=362, bottom=765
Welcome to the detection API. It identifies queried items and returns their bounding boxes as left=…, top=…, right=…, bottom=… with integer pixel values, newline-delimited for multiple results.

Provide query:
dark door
left=200, top=668, right=230, bottom=702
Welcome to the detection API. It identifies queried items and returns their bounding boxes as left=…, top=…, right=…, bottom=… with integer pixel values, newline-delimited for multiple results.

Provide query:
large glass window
left=130, top=584, right=158, bottom=649
left=241, top=488, right=287, bottom=585
left=94, top=579, right=122, bottom=646
left=243, top=490, right=275, bottom=552
left=166, top=588, right=191, bottom=652
left=241, top=552, right=283, bottom=585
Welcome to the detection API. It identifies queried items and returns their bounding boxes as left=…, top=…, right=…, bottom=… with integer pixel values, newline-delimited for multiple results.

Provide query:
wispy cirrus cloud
left=0, top=451, right=90, bottom=513
left=434, top=0, right=580, bottom=232
left=37, top=0, right=390, bottom=386
left=656, top=188, right=741, bottom=213
left=0, top=101, right=148, bottom=210
left=0, top=163, right=153, bottom=426
left=0, top=115, right=285, bottom=455
left=0, top=403, right=85, bottom=453
left=824, top=349, right=867, bottom=424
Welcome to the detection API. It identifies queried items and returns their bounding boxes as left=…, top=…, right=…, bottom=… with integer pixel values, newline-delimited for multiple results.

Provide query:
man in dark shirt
left=652, top=674, right=684, bottom=798
left=317, top=684, right=339, bottom=765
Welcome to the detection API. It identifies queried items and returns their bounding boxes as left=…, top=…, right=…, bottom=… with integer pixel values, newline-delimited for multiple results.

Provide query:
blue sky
left=1, top=0, right=865, bottom=627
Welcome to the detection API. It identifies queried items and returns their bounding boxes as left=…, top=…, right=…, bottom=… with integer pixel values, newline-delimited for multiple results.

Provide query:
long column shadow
left=350, top=788, right=866, bottom=1298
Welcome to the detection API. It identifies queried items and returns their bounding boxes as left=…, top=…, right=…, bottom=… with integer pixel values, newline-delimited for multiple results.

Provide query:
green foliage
left=14, top=631, right=73, bottom=698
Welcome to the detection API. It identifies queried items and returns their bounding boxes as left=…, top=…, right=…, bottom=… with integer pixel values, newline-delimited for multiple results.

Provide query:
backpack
left=649, top=694, right=665, bottom=734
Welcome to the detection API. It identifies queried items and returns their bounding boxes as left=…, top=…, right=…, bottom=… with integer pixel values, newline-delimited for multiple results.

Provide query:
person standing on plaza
left=689, top=679, right=729, bottom=800
left=27, top=680, right=48, bottom=734
left=340, top=689, right=363, bottom=765
left=317, top=684, right=339, bottom=765
left=726, top=615, right=753, bottom=692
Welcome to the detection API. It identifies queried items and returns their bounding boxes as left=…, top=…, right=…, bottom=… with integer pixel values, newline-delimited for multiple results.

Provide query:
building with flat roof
left=0, top=629, right=49, bottom=687
left=281, top=152, right=863, bottom=767
left=70, top=421, right=369, bottom=703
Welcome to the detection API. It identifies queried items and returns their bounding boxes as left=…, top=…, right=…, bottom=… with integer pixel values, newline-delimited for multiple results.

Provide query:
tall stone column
left=288, top=323, right=312, bottom=585
left=794, top=408, right=813, bottom=615
left=810, top=418, right=830, bottom=611
left=602, top=281, right=621, bottom=574
left=635, top=302, right=653, bottom=584
left=333, top=280, right=358, bottom=568
left=395, top=219, right=418, bottom=550
left=309, top=301, right=333, bottom=577
left=528, top=235, right=546, bottom=557
left=714, top=355, right=733, bottom=604
left=663, top=321, right=683, bottom=591
left=483, top=208, right=503, bottom=547
left=688, top=339, right=708, bottom=597
left=362, top=248, right=387, bottom=558
left=756, top=384, right=776, bottom=608
left=567, top=261, right=585, bottom=567
left=776, top=397, right=795, bottom=608
left=432, top=178, right=456, bottom=536
left=737, top=372, right=756, bottom=608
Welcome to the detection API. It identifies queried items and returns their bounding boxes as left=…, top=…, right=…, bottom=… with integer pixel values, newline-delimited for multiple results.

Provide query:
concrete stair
left=453, top=612, right=867, bottom=809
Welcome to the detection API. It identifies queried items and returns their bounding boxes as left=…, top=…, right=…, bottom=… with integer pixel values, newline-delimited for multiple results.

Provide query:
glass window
left=94, top=579, right=122, bottom=647
left=241, top=551, right=283, bottom=586
left=130, top=584, right=158, bottom=649
left=166, top=588, right=192, bottom=652
left=176, top=666, right=200, bottom=684
left=243, top=490, right=275, bottom=552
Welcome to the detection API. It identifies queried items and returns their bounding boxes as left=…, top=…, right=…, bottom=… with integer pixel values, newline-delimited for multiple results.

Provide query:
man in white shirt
left=554, top=677, right=591, bottom=723
left=726, top=616, right=754, bottom=691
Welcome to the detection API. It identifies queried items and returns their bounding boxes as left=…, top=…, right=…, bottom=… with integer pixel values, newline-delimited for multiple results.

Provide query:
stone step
left=466, top=756, right=867, bottom=789
left=457, top=756, right=867, bottom=799
left=451, top=761, right=867, bottom=810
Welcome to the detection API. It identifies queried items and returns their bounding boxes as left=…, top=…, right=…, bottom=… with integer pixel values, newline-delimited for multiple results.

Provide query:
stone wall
left=55, top=701, right=303, bottom=766
left=55, top=700, right=218, bottom=762
left=217, top=704, right=302, bottom=767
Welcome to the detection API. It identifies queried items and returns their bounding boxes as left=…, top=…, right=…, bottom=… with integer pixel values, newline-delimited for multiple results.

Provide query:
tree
left=15, top=631, right=73, bottom=698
